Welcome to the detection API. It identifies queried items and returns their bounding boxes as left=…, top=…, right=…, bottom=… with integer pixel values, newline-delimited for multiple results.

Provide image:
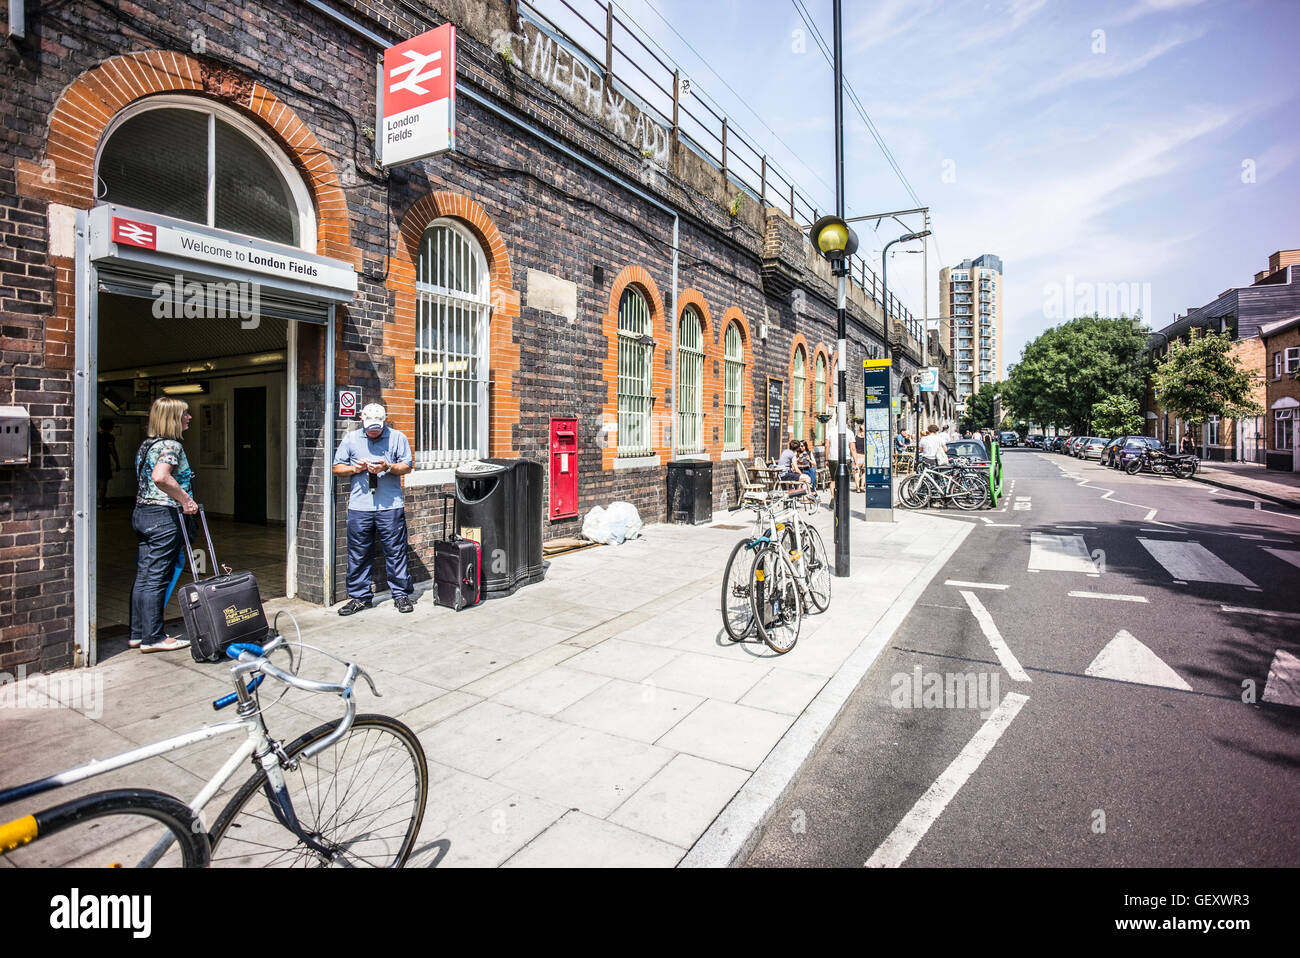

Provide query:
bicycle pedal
left=788, top=551, right=802, bottom=561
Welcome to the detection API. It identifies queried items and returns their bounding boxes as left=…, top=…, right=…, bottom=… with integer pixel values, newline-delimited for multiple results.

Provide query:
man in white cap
left=332, top=403, right=415, bottom=614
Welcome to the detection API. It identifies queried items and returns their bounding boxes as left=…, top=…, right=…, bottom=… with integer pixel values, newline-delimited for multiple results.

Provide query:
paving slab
left=503, top=810, right=684, bottom=867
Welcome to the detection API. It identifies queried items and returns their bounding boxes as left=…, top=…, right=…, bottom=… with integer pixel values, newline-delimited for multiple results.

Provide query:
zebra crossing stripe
left=1263, top=650, right=1300, bottom=708
left=1263, top=548, right=1300, bottom=570
left=1137, top=539, right=1256, bottom=587
left=1028, top=534, right=1099, bottom=574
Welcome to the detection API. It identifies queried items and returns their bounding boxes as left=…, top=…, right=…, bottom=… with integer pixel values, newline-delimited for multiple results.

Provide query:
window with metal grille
left=677, top=307, right=704, bottom=453
left=724, top=322, right=745, bottom=451
left=814, top=354, right=827, bottom=443
left=792, top=346, right=807, bottom=443
left=618, top=287, right=654, bottom=456
left=414, top=220, right=490, bottom=469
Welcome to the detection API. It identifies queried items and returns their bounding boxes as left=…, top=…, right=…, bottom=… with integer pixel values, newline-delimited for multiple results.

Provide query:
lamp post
left=881, top=229, right=930, bottom=510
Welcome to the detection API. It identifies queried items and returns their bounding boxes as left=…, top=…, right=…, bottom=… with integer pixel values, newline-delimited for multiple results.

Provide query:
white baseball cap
left=361, top=403, right=386, bottom=429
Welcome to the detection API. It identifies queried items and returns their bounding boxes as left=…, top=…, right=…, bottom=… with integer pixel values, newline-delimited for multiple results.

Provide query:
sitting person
left=777, top=440, right=813, bottom=491
left=796, top=440, right=817, bottom=490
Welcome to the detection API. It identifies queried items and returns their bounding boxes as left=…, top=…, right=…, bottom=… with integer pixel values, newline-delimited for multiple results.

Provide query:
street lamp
left=880, top=229, right=930, bottom=515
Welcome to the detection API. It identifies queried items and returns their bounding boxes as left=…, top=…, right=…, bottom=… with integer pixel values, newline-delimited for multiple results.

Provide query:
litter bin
left=667, top=459, right=713, bottom=525
left=454, top=458, right=544, bottom=598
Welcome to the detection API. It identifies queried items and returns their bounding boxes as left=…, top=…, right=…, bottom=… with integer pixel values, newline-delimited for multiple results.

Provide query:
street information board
left=863, top=358, right=893, bottom=509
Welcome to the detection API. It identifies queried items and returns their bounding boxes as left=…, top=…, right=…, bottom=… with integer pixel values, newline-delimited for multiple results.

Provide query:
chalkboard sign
left=766, top=377, right=784, bottom=460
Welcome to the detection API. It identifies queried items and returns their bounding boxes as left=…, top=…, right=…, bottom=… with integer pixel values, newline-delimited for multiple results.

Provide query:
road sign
left=918, top=367, right=939, bottom=392
left=338, top=387, right=359, bottom=418
left=379, top=24, right=456, bottom=167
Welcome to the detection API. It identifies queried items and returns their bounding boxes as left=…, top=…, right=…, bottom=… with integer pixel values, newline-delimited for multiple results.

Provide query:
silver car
left=1081, top=437, right=1108, bottom=460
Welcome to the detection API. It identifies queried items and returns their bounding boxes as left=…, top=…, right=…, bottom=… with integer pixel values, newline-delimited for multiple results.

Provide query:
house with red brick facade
left=1259, top=314, right=1300, bottom=472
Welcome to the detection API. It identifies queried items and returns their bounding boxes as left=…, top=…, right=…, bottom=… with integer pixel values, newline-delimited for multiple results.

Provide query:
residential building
left=1144, top=249, right=1300, bottom=461
left=1260, top=315, right=1300, bottom=471
left=940, top=254, right=1003, bottom=405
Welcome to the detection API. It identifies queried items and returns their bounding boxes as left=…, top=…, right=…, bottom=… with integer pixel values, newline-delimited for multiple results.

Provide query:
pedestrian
left=97, top=418, right=119, bottom=509
left=1181, top=434, right=1193, bottom=455
left=825, top=417, right=839, bottom=502
left=918, top=424, right=946, bottom=469
left=333, top=403, right=416, bottom=615
left=853, top=424, right=867, bottom=492
left=129, top=398, right=197, bottom=653
left=777, top=439, right=812, bottom=491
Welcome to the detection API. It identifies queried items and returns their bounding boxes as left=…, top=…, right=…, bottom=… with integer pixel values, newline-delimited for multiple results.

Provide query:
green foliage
left=1002, top=315, right=1148, bottom=433
left=1152, top=328, right=1263, bottom=424
left=728, top=192, right=745, bottom=216
left=1090, top=393, right=1144, bottom=436
left=959, top=381, right=1001, bottom=432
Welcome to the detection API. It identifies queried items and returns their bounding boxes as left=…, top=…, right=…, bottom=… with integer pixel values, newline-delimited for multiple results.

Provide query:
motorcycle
left=1124, top=447, right=1196, bottom=479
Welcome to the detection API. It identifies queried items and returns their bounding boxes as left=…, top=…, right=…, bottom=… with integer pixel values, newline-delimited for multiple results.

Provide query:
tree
left=1090, top=393, right=1144, bottom=436
left=959, top=381, right=1001, bottom=433
left=1152, top=328, right=1262, bottom=455
left=1002, top=315, right=1148, bottom=433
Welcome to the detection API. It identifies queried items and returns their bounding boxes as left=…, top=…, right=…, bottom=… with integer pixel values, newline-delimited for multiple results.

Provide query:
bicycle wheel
left=0, top=789, right=208, bottom=868
left=721, top=537, right=759, bottom=642
left=953, top=473, right=988, bottom=511
left=797, top=524, right=832, bottom=613
left=749, top=545, right=802, bottom=654
left=897, top=473, right=930, bottom=509
left=209, top=714, right=428, bottom=868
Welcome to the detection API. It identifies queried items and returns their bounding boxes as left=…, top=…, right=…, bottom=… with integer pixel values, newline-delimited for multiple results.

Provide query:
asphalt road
left=745, top=448, right=1300, bottom=867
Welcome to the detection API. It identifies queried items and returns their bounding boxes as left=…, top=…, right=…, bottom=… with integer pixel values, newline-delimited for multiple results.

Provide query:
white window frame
left=1276, top=352, right=1283, bottom=379
left=1276, top=409, right=1294, bottom=451
left=1207, top=414, right=1220, bottom=446
left=792, top=346, right=807, bottom=443
left=677, top=306, right=704, bottom=454
left=94, top=95, right=316, bottom=251
left=1286, top=347, right=1300, bottom=374
left=413, top=218, right=491, bottom=471
left=618, top=287, right=654, bottom=457
left=813, top=353, right=827, bottom=444
left=723, top=322, right=745, bottom=452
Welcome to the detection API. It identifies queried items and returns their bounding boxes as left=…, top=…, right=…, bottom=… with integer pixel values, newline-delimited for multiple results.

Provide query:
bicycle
left=720, top=490, right=830, bottom=653
left=897, top=461, right=987, bottom=510
left=0, top=630, right=428, bottom=868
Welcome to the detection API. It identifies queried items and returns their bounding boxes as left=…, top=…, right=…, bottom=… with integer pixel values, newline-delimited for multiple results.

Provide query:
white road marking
left=1219, top=606, right=1300, bottom=622
left=1230, top=535, right=1290, bottom=543
left=1067, top=591, right=1149, bottom=603
left=1013, top=502, right=1032, bottom=510
left=945, top=580, right=1008, bottom=590
left=1172, top=579, right=1187, bottom=585
left=1085, top=630, right=1192, bottom=691
left=1143, top=509, right=1158, bottom=521
left=986, top=522, right=1022, bottom=527
left=1263, top=650, right=1300, bottom=708
left=1264, top=548, right=1300, bottom=570
left=865, top=692, right=1030, bottom=868
left=1056, top=525, right=1097, bottom=530
left=1028, top=534, right=1101, bottom=574
left=1137, top=538, right=1256, bottom=587
left=1255, top=501, right=1262, bottom=511
left=959, top=591, right=1031, bottom=683
left=1139, top=529, right=1183, bottom=534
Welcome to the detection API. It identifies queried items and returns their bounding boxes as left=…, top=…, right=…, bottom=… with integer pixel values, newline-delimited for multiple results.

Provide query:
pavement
left=1191, top=459, right=1300, bottom=507
left=0, top=500, right=969, bottom=867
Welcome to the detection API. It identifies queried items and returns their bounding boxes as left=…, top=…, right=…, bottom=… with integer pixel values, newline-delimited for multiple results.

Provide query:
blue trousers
left=130, top=505, right=183, bottom=644
left=346, top=508, right=413, bottom=602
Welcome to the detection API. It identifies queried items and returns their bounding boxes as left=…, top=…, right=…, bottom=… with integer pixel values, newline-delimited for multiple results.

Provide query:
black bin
left=667, top=459, right=713, bottom=525
left=454, top=458, right=545, bottom=598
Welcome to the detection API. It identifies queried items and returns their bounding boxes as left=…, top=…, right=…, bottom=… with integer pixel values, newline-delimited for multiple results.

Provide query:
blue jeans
left=802, top=467, right=817, bottom=488
left=130, top=505, right=183, bottom=645
left=346, top=508, right=413, bottom=602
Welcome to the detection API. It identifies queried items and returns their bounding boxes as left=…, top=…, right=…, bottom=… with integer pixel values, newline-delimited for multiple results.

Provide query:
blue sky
left=533, top=0, right=1300, bottom=374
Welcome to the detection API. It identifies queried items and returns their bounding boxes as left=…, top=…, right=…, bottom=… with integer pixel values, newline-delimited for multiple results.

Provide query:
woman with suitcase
left=129, top=397, right=198, bottom=653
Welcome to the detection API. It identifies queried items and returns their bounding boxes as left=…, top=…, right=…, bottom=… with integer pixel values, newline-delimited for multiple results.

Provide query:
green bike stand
left=988, top=442, right=1003, bottom=508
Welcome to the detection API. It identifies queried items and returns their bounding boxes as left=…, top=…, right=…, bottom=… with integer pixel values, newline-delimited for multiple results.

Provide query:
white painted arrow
left=1085, top=630, right=1191, bottom=691
left=1263, top=650, right=1300, bottom=708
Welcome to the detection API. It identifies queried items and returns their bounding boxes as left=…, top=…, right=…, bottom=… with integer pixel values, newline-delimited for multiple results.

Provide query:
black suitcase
left=434, top=494, right=481, bottom=611
left=177, top=505, right=270, bottom=662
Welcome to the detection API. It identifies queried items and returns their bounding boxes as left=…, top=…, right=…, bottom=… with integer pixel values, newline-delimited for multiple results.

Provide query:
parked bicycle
left=0, top=628, right=428, bottom=868
left=897, top=462, right=988, bottom=510
left=721, top=489, right=831, bottom=654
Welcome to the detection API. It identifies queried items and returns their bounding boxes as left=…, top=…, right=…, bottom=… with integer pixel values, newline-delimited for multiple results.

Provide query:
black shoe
left=394, top=595, right=414, bottom=613
left=338, top=598, right=372, bottom=616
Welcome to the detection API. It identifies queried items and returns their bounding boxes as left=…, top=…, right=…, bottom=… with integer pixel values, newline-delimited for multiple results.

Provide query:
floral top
left=135, top=438, right=194, bottom=507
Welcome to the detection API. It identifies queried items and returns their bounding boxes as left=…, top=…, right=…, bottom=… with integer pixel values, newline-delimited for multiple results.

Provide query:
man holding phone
left=332, top=403, right=415, bottom=614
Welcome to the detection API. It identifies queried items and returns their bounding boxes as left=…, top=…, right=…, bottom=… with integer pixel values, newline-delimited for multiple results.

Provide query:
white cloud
left=1114, top=0, right=1209, bottom=26
left=1026, top=24, right=1206, bottom=99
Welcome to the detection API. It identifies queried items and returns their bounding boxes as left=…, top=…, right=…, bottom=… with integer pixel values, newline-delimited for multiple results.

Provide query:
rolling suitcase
left=434, top=494, right=481, bottom=611
left=177, top=505, right=270, bottom=662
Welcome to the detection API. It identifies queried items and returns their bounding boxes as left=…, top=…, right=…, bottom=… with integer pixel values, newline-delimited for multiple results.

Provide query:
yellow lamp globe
left=810, top=215, right=858, bottom=262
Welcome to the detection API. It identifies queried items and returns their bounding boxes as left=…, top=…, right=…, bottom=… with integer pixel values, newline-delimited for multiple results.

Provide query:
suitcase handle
left=440, top=492, right=457, bottom=541
left=177, top=504, right=222, bottom=582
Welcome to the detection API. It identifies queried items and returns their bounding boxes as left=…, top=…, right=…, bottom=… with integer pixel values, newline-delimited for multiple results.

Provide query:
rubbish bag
left=606, top=501, right=643, bottom=540
left=581, top=506, right=611, bottom=545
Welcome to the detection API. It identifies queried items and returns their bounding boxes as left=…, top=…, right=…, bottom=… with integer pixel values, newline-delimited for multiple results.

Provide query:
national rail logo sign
left=379, top=24, right=456, bottom=167
left=111, top=217, right=157, bottom=250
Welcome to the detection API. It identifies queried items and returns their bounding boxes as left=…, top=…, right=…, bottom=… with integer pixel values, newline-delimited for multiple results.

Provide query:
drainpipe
left=324, top=305, right=336, bottom=605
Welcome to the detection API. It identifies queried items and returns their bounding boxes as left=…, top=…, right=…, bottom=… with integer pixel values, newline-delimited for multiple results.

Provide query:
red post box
left=549, top=417, right=579, bottom=520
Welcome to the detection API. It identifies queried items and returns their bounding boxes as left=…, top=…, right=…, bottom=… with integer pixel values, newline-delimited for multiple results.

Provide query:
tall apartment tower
left=940, top=254, right=1004, bottom=405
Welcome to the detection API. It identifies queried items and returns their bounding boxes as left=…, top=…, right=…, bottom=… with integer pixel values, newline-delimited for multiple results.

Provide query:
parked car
left=1116, top=436, right=1165, bottom=469
left=946, top=439, right=990, bottom=466
left=1081, top=437, right=1108, bottom=460
left=1101, top=437, right=1125, bottom=467
left=999, top=431, right=1019, bottom=447
left=1049, top=436, right=1068, bottom=452
left=1070, top=437, right=1091, bottom=457
left=1025, top=435, right=1044, bottom=448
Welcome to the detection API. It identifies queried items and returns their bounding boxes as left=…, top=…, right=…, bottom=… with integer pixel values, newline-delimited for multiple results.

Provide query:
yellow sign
left=863, top=358, right=892, bottom=368
left=222, top=604, right=261, bottom=627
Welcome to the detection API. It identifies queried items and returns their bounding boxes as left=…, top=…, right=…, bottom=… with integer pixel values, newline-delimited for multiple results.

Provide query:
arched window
left=96, top=98, right=314, bottom=249
left=792, top=345, right=807, bottom=443
left=618, top=287, right=653, bottom=456
left=724, top=322, right=745, bottom=451
left=814, top=353, right=827, bottom=444
left=415, top=220, right=491, bottom=469
left=677, top=307, right=704, bottom=453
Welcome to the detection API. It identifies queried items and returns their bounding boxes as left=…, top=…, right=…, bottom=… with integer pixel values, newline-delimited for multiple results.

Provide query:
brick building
left=1259, top=315, right=1300, bottom=471
left=0, top=0, right=952, bottom=670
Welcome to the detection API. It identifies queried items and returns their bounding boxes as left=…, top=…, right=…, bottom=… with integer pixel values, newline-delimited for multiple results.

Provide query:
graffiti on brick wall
left=491, top=24, right=671, bottom=167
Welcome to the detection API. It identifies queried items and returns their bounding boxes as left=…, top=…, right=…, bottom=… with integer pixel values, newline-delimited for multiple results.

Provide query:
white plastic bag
left=581, top=506, right=611, bottom=544
left=606, top=501, right=643, bottom=541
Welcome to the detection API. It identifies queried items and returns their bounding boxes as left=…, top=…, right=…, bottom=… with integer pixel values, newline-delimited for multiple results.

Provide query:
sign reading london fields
left=380, top=24, right=457, bottom=167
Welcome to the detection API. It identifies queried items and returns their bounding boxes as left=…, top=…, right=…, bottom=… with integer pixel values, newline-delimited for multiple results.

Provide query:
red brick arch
left=721, top=307, right=754, bottom=454
left=382, top=192, right=521, bottom=457
left=601, top=266, right=670, bottom=469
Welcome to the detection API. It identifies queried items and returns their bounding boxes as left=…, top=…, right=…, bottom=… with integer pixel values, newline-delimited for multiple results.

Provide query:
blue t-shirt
left=333, top=426, right=413, bottom=511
